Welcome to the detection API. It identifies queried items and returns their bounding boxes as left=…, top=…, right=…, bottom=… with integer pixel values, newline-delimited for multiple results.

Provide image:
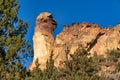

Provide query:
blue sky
left=18, top=0, right=120, bottom=44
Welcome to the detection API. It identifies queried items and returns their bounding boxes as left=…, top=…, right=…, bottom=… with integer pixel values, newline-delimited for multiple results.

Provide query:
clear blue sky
left=18, top=0, right=120, bottom=44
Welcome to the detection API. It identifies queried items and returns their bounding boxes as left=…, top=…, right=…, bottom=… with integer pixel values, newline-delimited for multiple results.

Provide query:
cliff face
left=29, top=12, right=120, bottom=70
left=55, top=23, right=120, bottom=55
left=53, top=22, right=120, bottom=67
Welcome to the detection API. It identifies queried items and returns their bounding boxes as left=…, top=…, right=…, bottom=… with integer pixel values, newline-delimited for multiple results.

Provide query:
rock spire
left=29, top=12, right=57, bottom=70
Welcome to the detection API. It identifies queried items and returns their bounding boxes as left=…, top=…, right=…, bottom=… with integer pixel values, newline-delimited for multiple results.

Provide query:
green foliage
left=106, top=50, right=120, bottom=62
left=108, top=50, right=120, bottom=72
left=0, top=0, right=32, bottom=79
left=43, top=53, right=58, bottom=80
left=25, top=59, right=43, bottom=80
left=25, top=54, right=58, bottom=80
left=102, top=50, right=120, bottom=80
left=24, top=48, right=106, bottom=80
left=116, top=62, right=120, bottom=72
left=58, top=48, right=104, bottom=80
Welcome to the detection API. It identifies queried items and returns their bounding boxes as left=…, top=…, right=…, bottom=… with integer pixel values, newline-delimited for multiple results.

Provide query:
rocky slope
left=53, top=22, right=120, bottom=67
left=29, top=12, right=120, bottom=70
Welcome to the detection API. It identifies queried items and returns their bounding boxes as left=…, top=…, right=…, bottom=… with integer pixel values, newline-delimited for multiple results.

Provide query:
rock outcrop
left=29, top=12, right=120, bottom=70
left=29, top=12, right=57, bottom=70
left=53, top=23, right=120, bottom=67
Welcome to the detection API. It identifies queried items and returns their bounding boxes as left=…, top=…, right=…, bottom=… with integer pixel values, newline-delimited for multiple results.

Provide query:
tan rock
left=29, top=12, right=120, bottom=70
left=53, top=23, right=120, bottom=67
left=29, top=12, right=57, bottom=70
left=37, top=12, right=52, bottom=20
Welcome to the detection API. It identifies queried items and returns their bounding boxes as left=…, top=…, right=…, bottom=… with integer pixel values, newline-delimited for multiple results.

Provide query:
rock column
left=29, top=12, right=57, bottom=70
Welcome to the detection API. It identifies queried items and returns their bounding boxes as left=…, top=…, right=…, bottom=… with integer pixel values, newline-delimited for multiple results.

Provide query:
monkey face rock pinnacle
left=29, top=12, right=57, bottom=70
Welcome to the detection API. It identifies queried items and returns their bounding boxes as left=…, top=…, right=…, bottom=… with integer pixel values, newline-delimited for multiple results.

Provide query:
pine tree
left=25, top=53, right=58, bottom=80
left=43, top=53, right=58, bottom=80
left=58, top=48, right=105, bottom=80
left=0, top=0, right=32, bottom=79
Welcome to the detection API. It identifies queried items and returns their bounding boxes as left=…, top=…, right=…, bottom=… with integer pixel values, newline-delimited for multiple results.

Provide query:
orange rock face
left=53, top=23, right=120, bottom=67
left=29, top=12, right=120, bottom=70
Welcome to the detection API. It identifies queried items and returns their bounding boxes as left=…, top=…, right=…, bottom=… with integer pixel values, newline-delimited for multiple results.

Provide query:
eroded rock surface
left=29, top=12, right=57, bottom=70
left=53, top=23, right=120, bottom=67
left=29, top=12, right=120, bottom=70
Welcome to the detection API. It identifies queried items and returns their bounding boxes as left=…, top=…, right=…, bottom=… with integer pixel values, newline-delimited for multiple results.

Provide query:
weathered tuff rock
left=29, top=12, right=120, bottom=70
left=53, top=23, right=120, bottom=67
left=29, top=12, right=57, bottom=70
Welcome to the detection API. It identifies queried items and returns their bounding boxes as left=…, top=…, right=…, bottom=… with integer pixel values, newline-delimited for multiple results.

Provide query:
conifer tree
left=0, top=0, right=32, bottom=79
left=25, top=54, right=58, bottom=80
left=58, top=48, right=105, bottom=80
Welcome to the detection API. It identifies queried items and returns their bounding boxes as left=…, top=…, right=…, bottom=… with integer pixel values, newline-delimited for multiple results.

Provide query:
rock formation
left=29, top=12, right=57, bottom=70
left=53, top=23, right=120, bottom=67
left=29, top=12, right=120, bottom=70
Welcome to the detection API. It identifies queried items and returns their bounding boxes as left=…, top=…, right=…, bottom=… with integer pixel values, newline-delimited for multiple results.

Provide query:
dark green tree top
left=0, top=0, right=32, bottom=79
